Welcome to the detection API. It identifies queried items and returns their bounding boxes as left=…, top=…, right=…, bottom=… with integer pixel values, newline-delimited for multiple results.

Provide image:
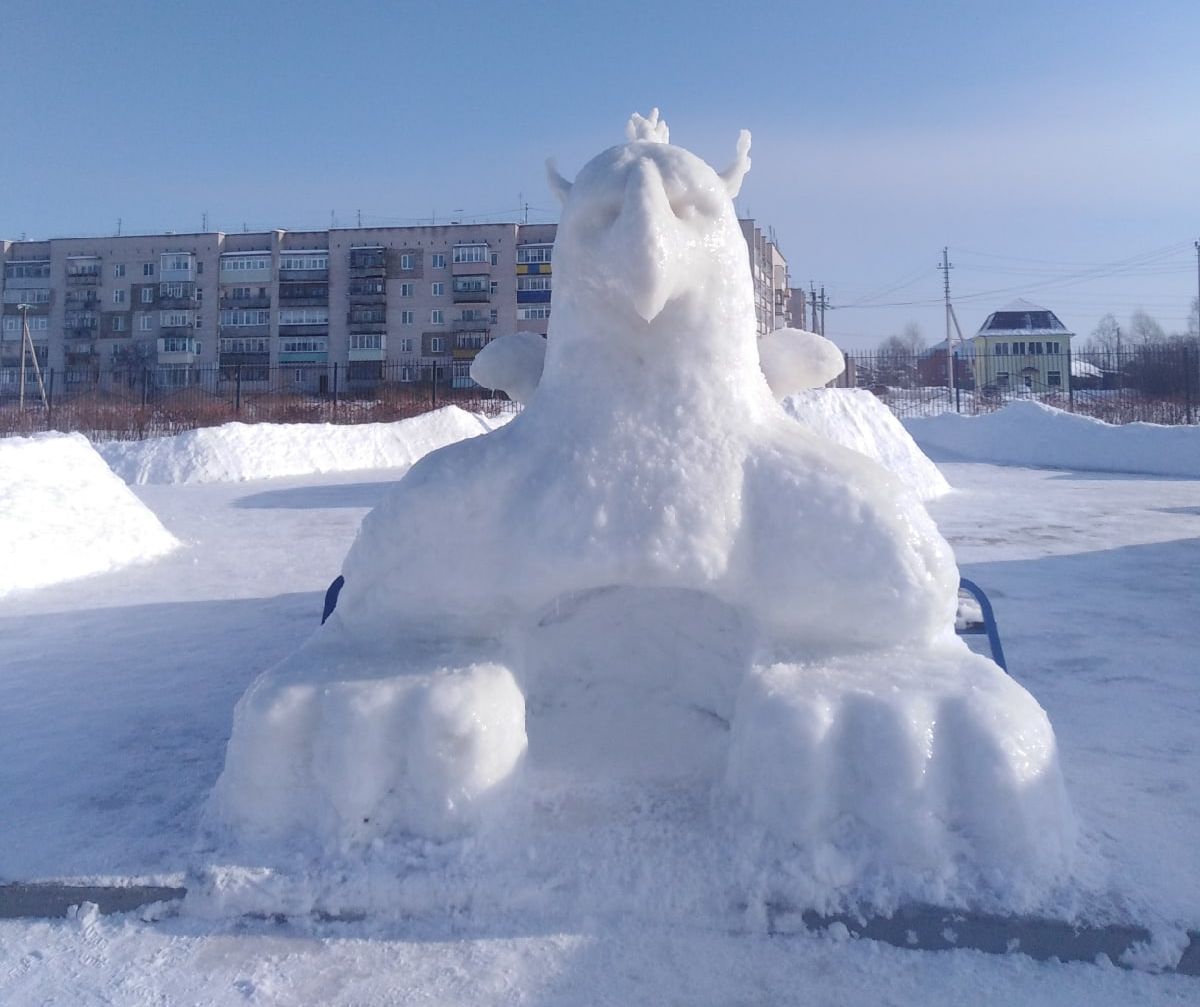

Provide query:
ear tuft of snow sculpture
left=625, top=107, right=670, bottom=143
left=545, top=157, right=572, bottom=205
left=719, top=129, right=752, bottom=197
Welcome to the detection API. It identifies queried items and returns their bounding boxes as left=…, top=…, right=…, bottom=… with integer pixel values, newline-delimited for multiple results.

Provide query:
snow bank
left=783, top=388, right=951, bottom=500
left=907, top=401, right=1200, bottom=477
left=98, top=406, right=509, bottom=484
left=0, top=432, right=178, bottom=597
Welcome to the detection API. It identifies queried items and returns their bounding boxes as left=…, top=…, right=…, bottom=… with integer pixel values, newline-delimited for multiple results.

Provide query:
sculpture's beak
left=615, top=159, right=678, bottom=322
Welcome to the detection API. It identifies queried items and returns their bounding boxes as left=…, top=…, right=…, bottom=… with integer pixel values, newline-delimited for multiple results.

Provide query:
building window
left=430, top=336, right=445, bottom=352
left=3, top=287, right=50, bottom=304
left=143, top=263, right=155, bottom=276
left=281, top=337, right=328, bottom=353
left=516, top=245, right=553, bottom=264
left=279, top=252, right=328, bottom=271
left=1012, top=341, right=1026, bottom=355
left=111, top=315, right=125, bottom=332
left=399, top=282, right=414, bottom=297
left=431, top=281, right=445, bottom=296
left=517, top=306, right=551, bottom=320
left=139, top=314, right=154, bottom=331
left=219, top=337, right=269, bottom=353
left=994, top=343, right=1008, bottom=355
left=113, top=264, right=126, bottom=278
left=401, top=310, right=414, bottom=325
left=452, top=244, right=488, bottom=264
left=1030, top=341, right=1044, bottom=355
left=110, top=289, right=125, bottom=304
left=4, top=261, right=51, bottom=280
left=399, top=337, right=414, bottom=352
left=160, top=310, right=195, bottom=328
left=220, top=308, right=271, bottom=326
left=516, top=275, right=552, bottom=291
left=350, top=333, right=383, bottom=350
left=430, top=309, right=444, bottom=324
left=400, top=253, right=414, bottom=270
left=431, top=253, right=446, bottom=269
left=489, top=309, right=498, bottom=324
left=141, top=287, right=155, bottom=304
left=1048, top=370, right=1062, bottom=387
left=221, top=255, right=270, bottom=272
left=161, top=253, right=193, bottom=273
left=278, top=307, right=329, bottom=325
left=1047, top=341, right=1060, bottom=354
left=491, top=252, right=499, bottom=266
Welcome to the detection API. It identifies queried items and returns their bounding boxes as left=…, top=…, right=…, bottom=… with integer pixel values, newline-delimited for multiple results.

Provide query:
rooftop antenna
left=357, top=209, right=362, bottom=228
left=202, top=211, right=208, bottom=232
left=116, top=218, right=122, bottom=236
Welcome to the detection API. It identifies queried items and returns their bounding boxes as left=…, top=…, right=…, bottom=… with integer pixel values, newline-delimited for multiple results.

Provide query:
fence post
left=46, top=368, right=55, bottom=429
left=332, top=362, right=339, bottom=412
left=1185, top=347, right=1194, bottom=425
left=141, top=367, right=149, bottom=408
left=430, top=364, right=437, bottom=408
left=1066, top=347, right=1074, bottom=410
left=235, top=364, right=242, bottom=414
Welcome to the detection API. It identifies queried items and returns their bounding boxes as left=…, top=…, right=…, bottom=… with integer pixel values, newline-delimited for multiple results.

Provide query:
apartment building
left=1, top=218, right=789, bottom=390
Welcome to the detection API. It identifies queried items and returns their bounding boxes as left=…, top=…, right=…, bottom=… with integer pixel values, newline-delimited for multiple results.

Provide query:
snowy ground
left=1, top=426, right=1199, bottom=1002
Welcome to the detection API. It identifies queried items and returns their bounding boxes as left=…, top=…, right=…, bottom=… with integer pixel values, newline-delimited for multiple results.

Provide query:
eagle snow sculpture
left=210, top=111, right=1073, bottom=912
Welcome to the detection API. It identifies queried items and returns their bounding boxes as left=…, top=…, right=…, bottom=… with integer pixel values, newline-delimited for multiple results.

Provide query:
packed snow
left=1, top=419, right=1197, bottom=1001
left=2, top=110, right=1197, bottom=1003
left=783, top=387, right=952, bottom=500
left=907, top=400, right=1200, bottom=477
left=97, top=406, right=509, bottom=485
left=0, top=432, right=178, bottom=597
left=207, top=113, right=1072, bottom=924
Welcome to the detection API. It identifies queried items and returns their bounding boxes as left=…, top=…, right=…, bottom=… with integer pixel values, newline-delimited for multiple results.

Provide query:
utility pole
left=17, top=303, right=48, bottom=411
left=819, top=285, right=827, bottom=337
left=357, top=209, right=362, bottom=228
left=809, top=282, right=817, bottom=334
left=202, top=211, right=208, bottom=232
left=938, top=247, right=955, bottom=396
left=1194, top=239, right=1199, bottom=339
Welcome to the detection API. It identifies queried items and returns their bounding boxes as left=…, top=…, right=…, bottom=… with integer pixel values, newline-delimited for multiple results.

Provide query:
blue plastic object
left=321, top=575, right=345, bottom=625
left=956, top=577, right=1008, bottom=673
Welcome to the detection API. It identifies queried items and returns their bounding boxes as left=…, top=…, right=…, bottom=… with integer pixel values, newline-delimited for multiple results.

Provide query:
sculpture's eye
left=671, top=196, right=714, bottom=221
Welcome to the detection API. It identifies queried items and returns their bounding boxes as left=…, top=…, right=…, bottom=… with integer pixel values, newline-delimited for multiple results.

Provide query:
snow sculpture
left=209, top=111, right=1073, bottom=914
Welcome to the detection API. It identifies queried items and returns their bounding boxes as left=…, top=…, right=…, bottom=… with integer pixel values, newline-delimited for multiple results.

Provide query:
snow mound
left=907, top=400, right=1200, bottom=477
left=98, top=406, right=509, bottom=484
left=0, top=432, right=178, bottom=597
left=782, top=388, right=951, bottom=500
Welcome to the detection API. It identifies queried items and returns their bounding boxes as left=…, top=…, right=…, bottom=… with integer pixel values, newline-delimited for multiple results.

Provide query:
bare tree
left=1128, top=309, right=1166, bottom=345
left=1086, top=313, right=1121, bottom=353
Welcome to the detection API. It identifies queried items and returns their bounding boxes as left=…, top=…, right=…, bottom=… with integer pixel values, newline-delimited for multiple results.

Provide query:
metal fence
left=4, top=346, right=1199, bottom=441
left=0, top=361, right=518, bottom=440
left=840, top=345, right=1200, bottom=425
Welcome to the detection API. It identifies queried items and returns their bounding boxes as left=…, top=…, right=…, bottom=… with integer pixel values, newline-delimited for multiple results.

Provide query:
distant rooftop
left=977, top=298, right=1071, bottom=337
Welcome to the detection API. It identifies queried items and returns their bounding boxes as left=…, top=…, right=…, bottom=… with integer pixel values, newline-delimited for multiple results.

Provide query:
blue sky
left=3, top=1, right=1197, bottom=349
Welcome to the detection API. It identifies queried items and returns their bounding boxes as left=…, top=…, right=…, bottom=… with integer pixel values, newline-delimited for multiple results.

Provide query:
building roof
left=976, top=298, right=1072, bottom=337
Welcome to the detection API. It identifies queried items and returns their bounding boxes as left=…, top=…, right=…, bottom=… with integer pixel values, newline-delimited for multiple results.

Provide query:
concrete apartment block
left=2, top=218, right=793, bottom=391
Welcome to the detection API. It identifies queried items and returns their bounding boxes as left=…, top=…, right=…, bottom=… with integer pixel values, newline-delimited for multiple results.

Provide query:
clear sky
left=3, top=0, right=1197, bottom=349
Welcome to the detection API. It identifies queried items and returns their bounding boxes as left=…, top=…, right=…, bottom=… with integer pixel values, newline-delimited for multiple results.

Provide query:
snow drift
left=205, top=110, right=1073, bottom=922
left=98, top=406, right=508, bottom=485
left=907, top=400, right=1200, bottom=478
left=0, top=432, right=178, bottom=597
left=783, top=388, right=951, bottom=500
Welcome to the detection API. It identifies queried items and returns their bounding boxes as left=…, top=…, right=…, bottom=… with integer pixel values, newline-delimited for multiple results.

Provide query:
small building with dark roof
left=970, top=298, right=1074, bottom=394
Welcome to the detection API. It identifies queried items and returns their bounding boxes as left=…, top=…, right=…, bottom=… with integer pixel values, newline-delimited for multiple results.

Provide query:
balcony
left=453, top=287, right=490, bottom=303
left=66, top=271, right=101, bottom=286
left=451, top=258, right=491, bottom=277
left=349, top=262, right=386, bottom=279
left=348, top=289, right=387, bottom=304
left=219, top=294, right=271, bottom=309
left=516, top=289, right=551, bottom=304
left=279, top=268, right=328, bottom=282
left=64, top=294, right=101, bottom=310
